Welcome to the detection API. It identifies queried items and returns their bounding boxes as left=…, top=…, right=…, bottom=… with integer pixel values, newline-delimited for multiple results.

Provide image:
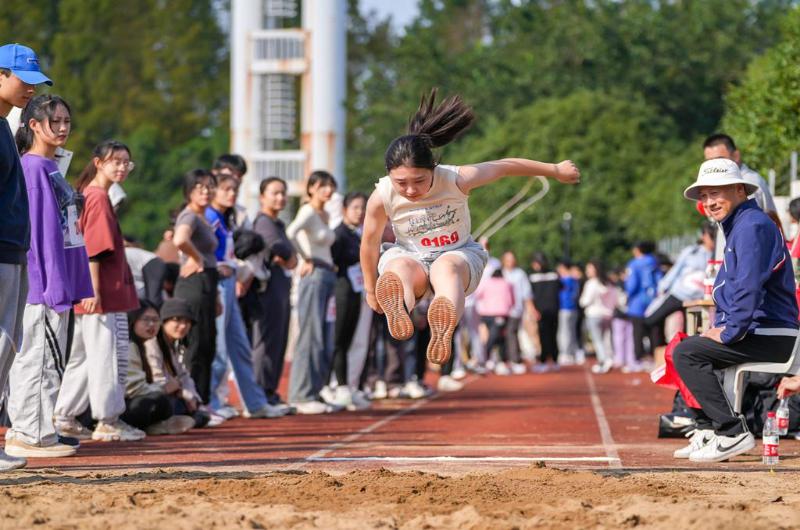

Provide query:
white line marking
left=584, top=368, right=623, bottom=469
left=295, top=376, right=479, bottom=468
left=307, top=456, right=618, bottom=463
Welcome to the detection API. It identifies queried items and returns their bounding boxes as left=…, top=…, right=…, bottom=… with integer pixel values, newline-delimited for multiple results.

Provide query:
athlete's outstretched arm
left=360, top=190, right=389, bottom=313
left=456, top=158, right=580, bottom=194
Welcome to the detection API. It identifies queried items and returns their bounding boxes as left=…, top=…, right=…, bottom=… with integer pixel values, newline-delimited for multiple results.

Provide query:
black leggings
left=482, top=316, right=509, bottom=362
left=174, top=269, right=219, bottom=403
left=329, top=277, right=361, bottom=386
left=121, top=392, right=172, bottom=430
left=538, top=312, right=558, bottom=363
left=644, top=294, right=685, bottom=330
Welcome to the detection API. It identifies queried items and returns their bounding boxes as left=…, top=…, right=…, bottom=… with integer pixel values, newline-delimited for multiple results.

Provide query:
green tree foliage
left=448, top=90, right=698, bottom=265
left=0, top=0, right=228, bottom=247
left=723, top=6, right=800, bottom=189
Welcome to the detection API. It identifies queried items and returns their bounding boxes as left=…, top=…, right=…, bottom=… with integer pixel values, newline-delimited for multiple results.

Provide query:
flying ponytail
left=384, top=88, right=475, bottom=172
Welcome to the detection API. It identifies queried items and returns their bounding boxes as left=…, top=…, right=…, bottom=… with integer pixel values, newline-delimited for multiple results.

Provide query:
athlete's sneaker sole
left=427, top=297, right=457, bottom=365
left=376, top=272, right=413, bottom=340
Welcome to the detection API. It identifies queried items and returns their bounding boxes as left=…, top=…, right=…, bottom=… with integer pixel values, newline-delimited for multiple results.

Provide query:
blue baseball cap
left=0, top=43, right=52, bottom=86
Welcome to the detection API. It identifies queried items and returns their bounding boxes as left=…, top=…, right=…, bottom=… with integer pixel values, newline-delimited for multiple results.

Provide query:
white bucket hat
left=684, top=158, right=759, bottom=201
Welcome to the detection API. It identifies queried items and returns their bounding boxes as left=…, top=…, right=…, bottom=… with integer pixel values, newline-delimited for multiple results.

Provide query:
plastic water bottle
left=776, top=398, right=790, bottom=436
left=703, top=260, right=715, bottom=300
left=763, top=411, right=780, bottom=465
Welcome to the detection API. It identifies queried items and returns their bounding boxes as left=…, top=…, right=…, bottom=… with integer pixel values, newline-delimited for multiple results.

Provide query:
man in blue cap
left=0, top=43, right=53, bottom=471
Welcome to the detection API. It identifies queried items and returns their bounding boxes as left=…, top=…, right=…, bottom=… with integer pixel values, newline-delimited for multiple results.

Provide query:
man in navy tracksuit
left=673, top=158, right=798, bottom=463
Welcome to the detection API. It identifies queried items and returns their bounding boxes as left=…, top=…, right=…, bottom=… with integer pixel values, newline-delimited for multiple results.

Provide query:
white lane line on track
left=295, top=375, right=479, bottom=468
left=584, top=368, right=622, bottom=469
left=307, top=456, right=617, bottom=463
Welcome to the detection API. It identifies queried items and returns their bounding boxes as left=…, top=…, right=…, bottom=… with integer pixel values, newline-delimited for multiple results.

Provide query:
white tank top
left=375, top=164, right=471, bottom=254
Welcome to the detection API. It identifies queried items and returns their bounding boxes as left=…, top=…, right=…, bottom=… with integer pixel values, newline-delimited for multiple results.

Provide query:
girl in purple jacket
left=5, top=95, right=93, bottom=458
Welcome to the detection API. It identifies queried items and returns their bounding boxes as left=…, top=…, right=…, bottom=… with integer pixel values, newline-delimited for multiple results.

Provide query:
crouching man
left=673, top=158, right=798, bottom=463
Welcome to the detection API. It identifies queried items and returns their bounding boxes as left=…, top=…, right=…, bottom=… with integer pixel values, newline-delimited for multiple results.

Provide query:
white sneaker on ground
left=576, top=349, right=586, bottom=365
left=324, top=386, right=353, bottom=409
left=673, top=429, right=714, bottom=459
left=402, top=380, right=428, bottom=399
left=92, top=419, right=146, bottom=442
left=0, top=450, right=25, bottom=471
left=54, top=418, right=93, bottom=441
left=5, top=437, right=76, bottom=458
left=372, top=380, right=388, bottom=400
left=146, top=415, right=196, bottom=435
left=450, top=367, right=467, bottom=380
left=531, top=364, right=550, bottom=374
left=689, top=432, right=755, bottom=463
left=559, top=355, right=575, bottom=366
left=215, top=405, right=240, bottom=420
left=246, top=403, right=291, bottom=419
left=292, top=401, right=335, bottom=415
left=206, top=412, right=226, bottom=427
left=437, top=375, right=464, bottom=392
left=494, top=362, right=511, bottom=376
left=319, top=385, right=336, bottom=405
left=349, top=390, right=372, bottom=411
left=591, top=360, right=613, bottom=374
left=485, top=359, right=496, bottom=372
left=510, top=362, right=527, bottom=375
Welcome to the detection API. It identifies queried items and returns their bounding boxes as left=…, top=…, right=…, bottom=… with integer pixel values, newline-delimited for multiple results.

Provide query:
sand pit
left=1, top=465, right=799, bottom=529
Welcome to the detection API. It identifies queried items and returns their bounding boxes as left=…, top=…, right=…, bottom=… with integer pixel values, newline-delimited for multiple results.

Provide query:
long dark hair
left=128, top=300, right=159, bottom=383
left=384, top=88, right=475, bottom=172
left=15, top=94, right=72, bottom=155
left=306, top=170, right=337, bottom=197
left=75, top=140, right=131, bottom=192
left=586, top=260, right=609, bottom=286
left=156, top=325, right=182, bottom=377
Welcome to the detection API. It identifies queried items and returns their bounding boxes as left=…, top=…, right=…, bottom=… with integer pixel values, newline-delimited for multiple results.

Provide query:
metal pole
left=562, top=212, right=572, bottom=262
left=769, top=169, right=776, bottom=196
left=792, top=151, right=798, bottom=183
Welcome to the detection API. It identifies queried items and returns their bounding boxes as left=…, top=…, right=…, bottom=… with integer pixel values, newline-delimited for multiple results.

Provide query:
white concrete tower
left=230, top=0, right=347, bottom=214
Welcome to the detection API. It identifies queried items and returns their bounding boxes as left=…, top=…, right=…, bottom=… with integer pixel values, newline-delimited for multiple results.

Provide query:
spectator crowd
left=2, top=42, right=800, bottom=469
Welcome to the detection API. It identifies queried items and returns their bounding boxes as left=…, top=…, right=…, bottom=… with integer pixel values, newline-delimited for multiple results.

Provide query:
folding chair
left=723, top=332, right=800, bottom=414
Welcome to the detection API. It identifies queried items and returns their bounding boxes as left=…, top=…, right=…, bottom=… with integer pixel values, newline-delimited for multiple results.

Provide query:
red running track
left=4, top=366, right=800, bottom=474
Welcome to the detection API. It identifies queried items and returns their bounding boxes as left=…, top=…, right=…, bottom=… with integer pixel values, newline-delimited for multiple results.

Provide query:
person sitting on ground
left=124, top=301, right=194, bottom=435
left=144, top=298, right=210, bottom=428
left=673, top=158, right=798, bottom=463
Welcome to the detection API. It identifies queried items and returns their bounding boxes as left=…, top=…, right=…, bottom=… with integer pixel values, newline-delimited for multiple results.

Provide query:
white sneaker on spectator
left=349, top=390, right=372, bottom=411
left=531, top=364, right=550, bottom=374
left=206, top=412, right=226, bottom=427
left=591, top=360, right=613, bottom=374
left=319, top=385, right=336, bottom=405
left=5, top=437, right=76, bottom=458
left=437, top=375, right=463, bottom=392
left=293, top=401, right=334, bottom=415
left=559, top=355, right=575, bottom=366
left=494, top=362, right=511, bottom=376
left=246, top=403, right=291, bottom=419
left=372, top=380, right=388, bottom=400
left=402, top=380, right=428, bottom=399
left=92, top=420, right=146, bottom=442
left=689, top=432, right=755, bottom=463
left=510, top=362, right=527, bottom=375
left=325, top=386, right=354, bottom=409
left=215, top=405, right=239, bottom=420
left=485, top=359, right=496, bottom=372
left=673, top=429, right=714, bottom=459
left=450, top=367, right=467, bottom=380
left=0, top=450, right=25, bottom=471
left=146, top=415, right=196, bottom=435
left=575, top=349, right=586, bottom=365
left=54, top=417, right=93, bottom=441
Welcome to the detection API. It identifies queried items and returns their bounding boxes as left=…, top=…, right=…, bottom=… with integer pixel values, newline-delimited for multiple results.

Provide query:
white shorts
left=377, top=238, right=489, bottom=297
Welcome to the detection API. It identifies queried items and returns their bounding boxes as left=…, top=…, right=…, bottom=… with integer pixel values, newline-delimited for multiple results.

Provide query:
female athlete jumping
left=360, top=89, right=580, bottom=364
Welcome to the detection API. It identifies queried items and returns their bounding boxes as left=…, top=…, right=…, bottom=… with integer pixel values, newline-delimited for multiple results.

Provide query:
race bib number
left=419, top=230, right=460, bottom=248
left=347, top=263, right=364, bottom=293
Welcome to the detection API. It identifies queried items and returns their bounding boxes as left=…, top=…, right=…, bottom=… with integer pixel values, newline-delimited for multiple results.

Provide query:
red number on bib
left=419, top=231, right=460, bottom=248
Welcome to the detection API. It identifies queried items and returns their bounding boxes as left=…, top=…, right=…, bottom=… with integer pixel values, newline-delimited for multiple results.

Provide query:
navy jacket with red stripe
left=713, top=199, right=799, bottom=344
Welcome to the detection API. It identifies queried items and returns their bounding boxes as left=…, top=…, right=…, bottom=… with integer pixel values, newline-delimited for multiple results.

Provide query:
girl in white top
left=361, top=89, right=581, bottom=364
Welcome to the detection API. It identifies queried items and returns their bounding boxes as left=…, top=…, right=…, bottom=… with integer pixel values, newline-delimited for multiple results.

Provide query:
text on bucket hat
left=683, top=158, right=759, bottom=201
left=0, top=43, right=52, bottom=86
left=160, top=298, right=196, bottom=324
